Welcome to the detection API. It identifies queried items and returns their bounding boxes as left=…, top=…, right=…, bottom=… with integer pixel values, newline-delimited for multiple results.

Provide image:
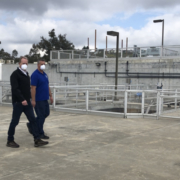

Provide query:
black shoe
left=6, top=141, right=20, bottom=148
left=26, top=123, right=33, bottom=135
left=40, top=134, right=49, bottom=139
left=34, top=139, right=49, bottom=147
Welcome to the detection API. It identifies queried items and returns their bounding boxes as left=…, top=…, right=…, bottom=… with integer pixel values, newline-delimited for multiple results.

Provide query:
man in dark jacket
left=7, top=56, right=49, bottom=148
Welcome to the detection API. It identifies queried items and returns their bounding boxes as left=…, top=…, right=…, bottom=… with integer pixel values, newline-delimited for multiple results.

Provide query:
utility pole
left=87, top=38, right=89, bottom=48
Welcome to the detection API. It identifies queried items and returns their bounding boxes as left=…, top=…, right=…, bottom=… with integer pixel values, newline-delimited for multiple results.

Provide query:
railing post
left=72, top=50, right=74, bottom=59
left=159, top=96, right=162, bottom=116
left=50, top=51, right=52, bottom=60
left=161, top=96, right=164, bottom=112
left=87, top=50, right=89, bottom=59
left=175, top=89, right=177, bottom=110
left=53, top=87, right=56, bottom=109
left=140, top=48, right=141, bottom=58
left=124, top=91, right=127, bottom=118
left=141, top=91, right=145, bottom=116
left=76, top=89, right=78, bottom=107
left=103, top=49, right=105, bottom=59
left=96, top=92, right=97, bottom=103
left=0, top=86, right=2, bottom=104
left=156, top=91, right=160, bottom=119
left=58, top=51, right=60, bottom=60
left=86, top=90, right=89, bottom=111
left=121, top=49, right=123, bottom=58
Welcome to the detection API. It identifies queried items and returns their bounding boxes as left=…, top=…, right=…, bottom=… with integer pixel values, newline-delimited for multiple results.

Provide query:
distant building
left=0, top=59, right=5, bottom=64
left=142, top=47, right=160, bottom=57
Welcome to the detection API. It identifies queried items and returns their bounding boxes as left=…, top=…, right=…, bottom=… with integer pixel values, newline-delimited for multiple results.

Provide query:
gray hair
left=38, top=59, right=45, bottom=64
left=19, top=56, right=28, bottom=63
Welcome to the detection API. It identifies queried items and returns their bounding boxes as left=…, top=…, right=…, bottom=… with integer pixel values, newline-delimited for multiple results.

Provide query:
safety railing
left=1, top=83, right=180, bottom=119
left=51, top=45, right=180, bottom=60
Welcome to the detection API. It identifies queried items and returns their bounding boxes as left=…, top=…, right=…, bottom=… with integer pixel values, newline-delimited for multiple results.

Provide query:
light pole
left=153, top=19, right=164, bottom=55
left=107, top=31, right=119, bottom=100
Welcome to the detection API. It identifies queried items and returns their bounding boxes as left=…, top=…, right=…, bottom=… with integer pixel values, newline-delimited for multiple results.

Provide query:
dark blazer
left=10, top=68, right=31, bottom=103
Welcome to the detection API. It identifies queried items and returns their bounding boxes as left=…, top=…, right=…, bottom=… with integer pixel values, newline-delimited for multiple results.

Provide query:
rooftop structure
left=50, top=45, right=180, bottom=60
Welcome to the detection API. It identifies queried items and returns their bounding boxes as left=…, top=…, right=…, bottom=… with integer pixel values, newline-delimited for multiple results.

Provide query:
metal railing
left=51, top=45, right=180, bottom=60
left=1, top=84, right=180, bottom=119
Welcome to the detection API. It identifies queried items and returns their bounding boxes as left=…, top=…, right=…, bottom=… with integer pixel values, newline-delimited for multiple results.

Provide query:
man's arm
left=31, top=86, right=36, bottom=107
left=49, top=86, right=53, bottom=104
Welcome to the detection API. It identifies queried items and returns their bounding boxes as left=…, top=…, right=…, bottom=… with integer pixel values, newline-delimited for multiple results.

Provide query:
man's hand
left=50, top=96, right=53, bottom=104
left=31, top=100, right=36, bottom=108
left=22, top=100, right=28, bottom=106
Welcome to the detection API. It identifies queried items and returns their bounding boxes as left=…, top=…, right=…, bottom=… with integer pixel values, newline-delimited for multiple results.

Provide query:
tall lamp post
left=153, top=19, right=164, bottom=55
left=107, top=31, right=119, bottom=100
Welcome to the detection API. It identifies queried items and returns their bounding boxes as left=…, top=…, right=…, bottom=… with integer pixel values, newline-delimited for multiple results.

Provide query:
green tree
left=0, top=48, right=11, bottom=60
left=12, top=49, right=18, bottom=59
left=82, top=46, right=89, bottom=49
left=29, top=29, right=75, bottom=62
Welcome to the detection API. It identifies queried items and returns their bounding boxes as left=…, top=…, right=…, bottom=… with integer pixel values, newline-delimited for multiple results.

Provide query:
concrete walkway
left=0, top=106, right=180, bottom=180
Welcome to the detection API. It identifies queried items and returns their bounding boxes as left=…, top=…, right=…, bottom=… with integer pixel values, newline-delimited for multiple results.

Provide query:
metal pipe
left=126, top=37, right=128, bottom=56
left=162, top=20, right=164, bottom=47
left=106, top=36, right=107, bottom=51
left=162, top=20, right=164, bottom=56
left=115, top=33, right=119, bottom=99
left=95, top=29, right=97, bottom=50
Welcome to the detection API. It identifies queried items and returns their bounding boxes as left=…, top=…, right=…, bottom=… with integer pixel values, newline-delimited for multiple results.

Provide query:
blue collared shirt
left=31, top=69, right=49, bottom=101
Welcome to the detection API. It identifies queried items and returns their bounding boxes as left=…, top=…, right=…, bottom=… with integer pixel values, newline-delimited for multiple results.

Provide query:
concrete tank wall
left=1, top=58, right=180, bottom=89
left=1, top=64, right=37, bottom=81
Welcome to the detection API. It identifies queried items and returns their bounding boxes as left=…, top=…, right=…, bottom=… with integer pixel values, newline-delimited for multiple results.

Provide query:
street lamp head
left=107, top=31, right=119, bottom=36
left=153, top=19, right=164, bottom=23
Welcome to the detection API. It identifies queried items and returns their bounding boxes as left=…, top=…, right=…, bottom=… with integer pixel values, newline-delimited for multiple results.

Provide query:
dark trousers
left=34, top=100, right=50, bottom=135
left=8, top=101, right=40, bottom=141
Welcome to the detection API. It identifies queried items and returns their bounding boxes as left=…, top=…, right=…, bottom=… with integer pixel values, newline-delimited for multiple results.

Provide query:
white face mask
left=40, top=65, right=45, bottom=70
left=21, top=64, right=27, bottom=70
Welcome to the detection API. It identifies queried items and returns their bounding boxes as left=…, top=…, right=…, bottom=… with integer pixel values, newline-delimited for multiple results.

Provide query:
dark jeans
left=8, top=101, right=40, bottom=141
left=34, top=100, right=50, bottom=135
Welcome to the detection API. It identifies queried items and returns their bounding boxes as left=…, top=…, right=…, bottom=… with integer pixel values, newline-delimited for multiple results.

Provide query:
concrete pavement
left=0, top=106, right=180, bottom=180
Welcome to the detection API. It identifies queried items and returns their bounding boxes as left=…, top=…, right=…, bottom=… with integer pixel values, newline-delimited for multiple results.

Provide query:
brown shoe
left=34, top=139, right=49, bottom=147
left=6, top=141, right=20, bottom=148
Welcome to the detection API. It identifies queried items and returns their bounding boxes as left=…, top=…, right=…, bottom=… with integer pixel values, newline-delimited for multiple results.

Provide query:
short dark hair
left=38, top=59, right=45, bottom=64
left=19, top=56, right=28, bottom=63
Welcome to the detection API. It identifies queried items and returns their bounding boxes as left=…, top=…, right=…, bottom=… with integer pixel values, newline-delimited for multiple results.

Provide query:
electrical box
left=126, top=78, right=131, bottom=84
left=64, top=77, right=69, bottom=82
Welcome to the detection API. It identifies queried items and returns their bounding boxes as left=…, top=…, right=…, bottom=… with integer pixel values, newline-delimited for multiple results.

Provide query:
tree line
left=0, top=29, right=78, bottom=63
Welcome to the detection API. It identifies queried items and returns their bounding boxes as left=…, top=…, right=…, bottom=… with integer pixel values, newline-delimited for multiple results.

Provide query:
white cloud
left=0, top=1, right=180, bottom=56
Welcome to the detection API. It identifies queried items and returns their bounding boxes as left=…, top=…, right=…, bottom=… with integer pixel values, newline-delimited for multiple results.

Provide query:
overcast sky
left=0, top=0, right=180, bottom=56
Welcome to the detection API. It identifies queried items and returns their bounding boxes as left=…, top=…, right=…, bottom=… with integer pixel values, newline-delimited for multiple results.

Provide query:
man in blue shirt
left=27, top=59, right=53, bottom=139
